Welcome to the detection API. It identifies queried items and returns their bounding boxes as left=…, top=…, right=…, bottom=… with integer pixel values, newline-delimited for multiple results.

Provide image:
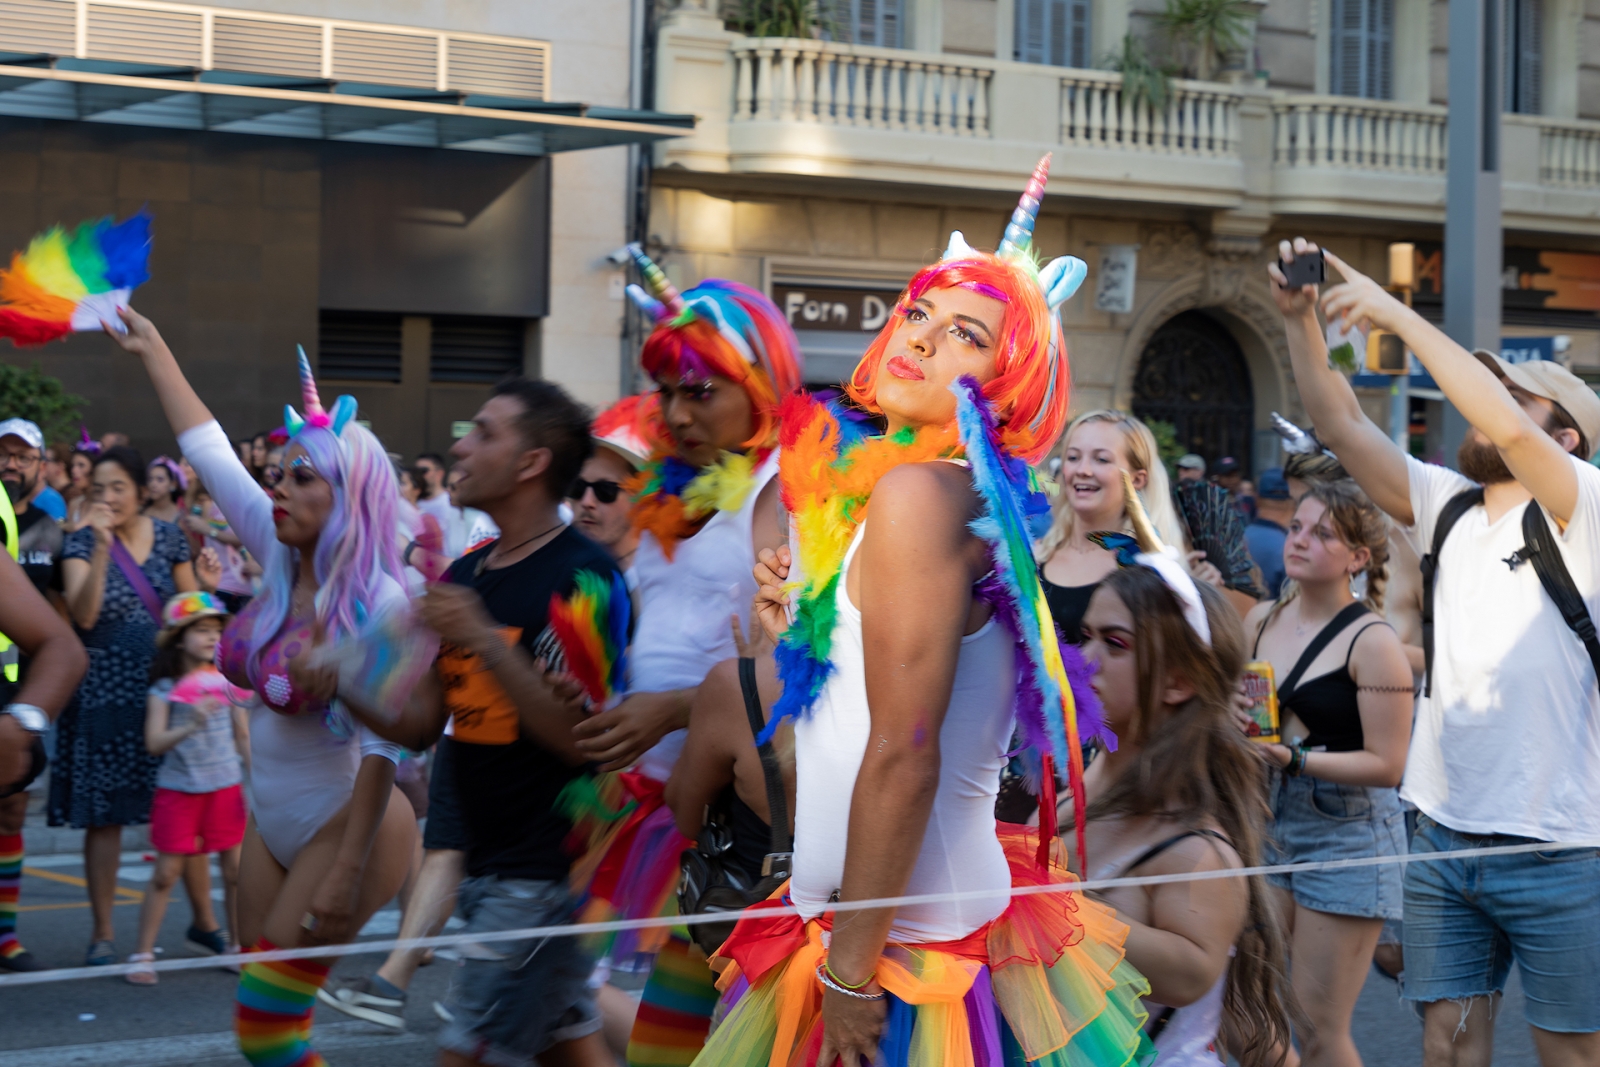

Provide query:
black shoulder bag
left=677, top=657, right=793, bottom=957
left=1421, top=487, right=1600, bottom=696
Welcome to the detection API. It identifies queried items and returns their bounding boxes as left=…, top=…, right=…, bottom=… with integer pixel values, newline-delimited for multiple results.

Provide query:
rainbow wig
left=626, top=245, right=804, bottom=452
left=229, top=347, right=405, bottom=697
left=846, top=155, right=1085, bottom=465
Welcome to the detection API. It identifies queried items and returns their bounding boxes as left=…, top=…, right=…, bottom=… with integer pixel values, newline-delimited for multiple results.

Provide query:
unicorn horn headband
left=941, top=154, right=1088, bottom=432
left=620, top=244, right=764, bottom=370
left=284, top=345, right=358, bottom=437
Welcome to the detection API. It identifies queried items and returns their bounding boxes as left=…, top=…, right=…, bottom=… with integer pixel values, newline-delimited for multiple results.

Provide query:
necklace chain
left=475, top=520, right=565, bottom=577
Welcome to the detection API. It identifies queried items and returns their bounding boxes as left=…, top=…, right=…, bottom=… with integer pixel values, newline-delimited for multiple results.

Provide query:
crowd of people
left=0, top=166, right=1596, bottom=1067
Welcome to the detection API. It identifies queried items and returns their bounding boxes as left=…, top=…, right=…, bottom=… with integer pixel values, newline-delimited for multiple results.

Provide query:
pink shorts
left=149, top=784, right=247, bottom=855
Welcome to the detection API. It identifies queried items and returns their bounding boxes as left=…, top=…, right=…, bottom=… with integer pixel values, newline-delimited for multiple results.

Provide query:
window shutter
left=1014, top=0, right=1090, bottom=66
left=429, top=317, right=525, bottom=383
left=1371, top=0, right=1393, bottom=100
left=1504, top=0, right=1541, bottom=113
left=1330, top=0, right=1392, bottom=99
left=1016, top=0, right=1045, bottom=62
left=318, top=311, right=402, bottom=382
left=1069, top=0, right=1091, bottom=67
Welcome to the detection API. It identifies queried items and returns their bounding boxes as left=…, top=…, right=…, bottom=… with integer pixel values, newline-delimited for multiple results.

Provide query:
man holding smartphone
left=1269, top=238, right=1600, bottom=1067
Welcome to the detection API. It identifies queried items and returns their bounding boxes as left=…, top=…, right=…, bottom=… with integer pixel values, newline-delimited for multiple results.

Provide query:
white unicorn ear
left=1038, top=256, right=1088, bottom=309
left=943, top=230, right=978, bottom=260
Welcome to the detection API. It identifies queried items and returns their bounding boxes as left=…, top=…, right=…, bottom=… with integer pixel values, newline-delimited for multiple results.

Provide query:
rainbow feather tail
left=0, top=212, right=152, bottom=347
left=549, top=569, right=632, bottom=706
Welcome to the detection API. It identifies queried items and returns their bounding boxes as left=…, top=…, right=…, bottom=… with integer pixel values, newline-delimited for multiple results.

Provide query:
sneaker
left=0, top=950, right=46, bottom=973
left=185, top=926, right=229, bottom=957
left=85, top=939, right=117, bottom=967
left=318, top=976, right=407, bottom=1031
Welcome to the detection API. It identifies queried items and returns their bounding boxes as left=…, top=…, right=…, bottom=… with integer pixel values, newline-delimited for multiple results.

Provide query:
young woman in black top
left=1243, top=479, right=1412, bottom=1067
left=1034, top=411, right=1193, bottom=641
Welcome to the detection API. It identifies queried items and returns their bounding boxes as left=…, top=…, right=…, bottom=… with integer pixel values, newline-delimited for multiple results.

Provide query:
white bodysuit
left=629, top=451, right=779, bottom=783
left=790, top=524, right=1018, bottom=943
left=180, top=420, right=403, bottom=867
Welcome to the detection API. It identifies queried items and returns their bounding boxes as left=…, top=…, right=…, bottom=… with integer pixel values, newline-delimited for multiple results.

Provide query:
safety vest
left=0, top=488, right=19, bottom=682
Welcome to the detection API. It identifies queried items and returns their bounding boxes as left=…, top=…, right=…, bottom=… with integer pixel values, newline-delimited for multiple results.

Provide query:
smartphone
left=1280, top=251, right=1326, bottom=288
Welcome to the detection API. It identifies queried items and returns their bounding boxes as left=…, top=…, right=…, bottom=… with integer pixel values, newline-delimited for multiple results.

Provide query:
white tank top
left=630, top=450, right=779, bottom=782
left=791, top=524, right=1017, bottom=943
left=1149, top=973, right=1227, bottom=1066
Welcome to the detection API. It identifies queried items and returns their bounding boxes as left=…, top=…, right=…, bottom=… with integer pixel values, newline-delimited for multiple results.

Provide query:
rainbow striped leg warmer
left=627, top=932, right=720, bottom=1066
left=0, top=832, right=21, bottom=959
left=234, top=938, right=331, bottom=1067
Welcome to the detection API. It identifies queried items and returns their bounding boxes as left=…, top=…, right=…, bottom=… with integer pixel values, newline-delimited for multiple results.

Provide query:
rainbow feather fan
left=549, top=569, right=632, bottom=707
left=0, top=212, right=153, bottom=346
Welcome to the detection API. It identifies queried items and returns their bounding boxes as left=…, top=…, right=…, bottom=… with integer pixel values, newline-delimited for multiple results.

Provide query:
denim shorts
left=1402, top=814, right=1600, bottom=1032
left=1266, top=772, right=1407, bottom=921
left=437, top=875, right=601, bottom=1066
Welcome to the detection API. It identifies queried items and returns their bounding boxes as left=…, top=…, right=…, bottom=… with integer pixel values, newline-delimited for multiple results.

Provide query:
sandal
left=85, top=940, right=118, bottom=967
left=125, top=952, right=157, bottom=986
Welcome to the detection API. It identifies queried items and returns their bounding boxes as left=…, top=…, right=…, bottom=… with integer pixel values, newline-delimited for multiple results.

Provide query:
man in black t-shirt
left=0, top=418, right=72, bottom=973
left=350, top=379, right=616, bottom=1067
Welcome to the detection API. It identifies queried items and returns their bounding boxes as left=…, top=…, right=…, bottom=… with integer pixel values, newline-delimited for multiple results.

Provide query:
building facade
left=648, top=0, right=1600, bottom=472
left=0, top=0, right=682, bottom=461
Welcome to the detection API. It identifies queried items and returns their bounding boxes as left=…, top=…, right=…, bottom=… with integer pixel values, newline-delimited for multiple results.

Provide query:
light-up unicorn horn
left=622, top=243, right=689, bottom=324
left=997, top=153, right=1052, bottom=262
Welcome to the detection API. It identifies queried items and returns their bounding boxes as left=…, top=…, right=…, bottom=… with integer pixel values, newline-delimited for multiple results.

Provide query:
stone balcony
left=656, top=8, right=1600, bottom=236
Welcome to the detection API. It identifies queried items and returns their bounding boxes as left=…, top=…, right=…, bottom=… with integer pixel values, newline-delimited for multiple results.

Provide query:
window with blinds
left=1503, top=0, right=1541, bottom=114
left=1015, top=0, right=1092, bottom=68
left=430, top=316, right=525, bottom=383
left=1329, top=0, right=1393, bottom=99
left=318, top=310, right=402, bottom=382
left=820, top=0, right=903, bottom=47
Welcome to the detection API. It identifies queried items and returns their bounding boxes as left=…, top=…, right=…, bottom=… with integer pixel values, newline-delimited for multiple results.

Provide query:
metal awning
left=0, top=57, right=693, bottom=155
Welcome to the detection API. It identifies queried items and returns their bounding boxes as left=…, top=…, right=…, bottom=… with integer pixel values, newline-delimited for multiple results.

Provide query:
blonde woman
left=1035, top=410, right=1213, bottom=641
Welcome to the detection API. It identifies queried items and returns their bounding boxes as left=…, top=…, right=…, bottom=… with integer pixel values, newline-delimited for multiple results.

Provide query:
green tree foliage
left=1142, top=417, right=1185, bottom=480
left=731, top=0, right=833, bottom=38
left=1105, top=34, right=1174, bottom=110
left=1156, top=0, right=1253, bottom=80
left=0, top=362, right=85, bottom=445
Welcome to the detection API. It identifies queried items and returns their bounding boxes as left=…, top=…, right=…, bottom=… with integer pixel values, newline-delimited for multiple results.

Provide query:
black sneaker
left=185, top=926, right=229, bottom=956
left=0, top=950, right=46, bottom=972
left=318, top=976, right=408, bottom=1031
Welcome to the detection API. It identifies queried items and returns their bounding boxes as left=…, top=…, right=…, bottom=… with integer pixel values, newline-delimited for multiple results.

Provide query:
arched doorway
left=1132, top=310, right=1254, bottom=474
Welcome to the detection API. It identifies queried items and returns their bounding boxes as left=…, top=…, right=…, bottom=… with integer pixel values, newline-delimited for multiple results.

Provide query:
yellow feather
left=681, top=450, right=759, bottom=517
left=21, top=228, right=88, bottom=301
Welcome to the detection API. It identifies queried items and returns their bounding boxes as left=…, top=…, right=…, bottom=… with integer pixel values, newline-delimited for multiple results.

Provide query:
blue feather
left=98, top=210, right=152, bottom=290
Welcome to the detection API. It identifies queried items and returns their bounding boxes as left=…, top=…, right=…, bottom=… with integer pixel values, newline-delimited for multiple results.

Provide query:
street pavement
left=0, top=854, right=1542, bottom=1065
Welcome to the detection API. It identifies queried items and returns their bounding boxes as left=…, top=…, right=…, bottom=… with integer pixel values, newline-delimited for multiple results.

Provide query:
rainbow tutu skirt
left=576, top=771, right=691, bottom=963
left=692, top=826, right=1154, bottom=1067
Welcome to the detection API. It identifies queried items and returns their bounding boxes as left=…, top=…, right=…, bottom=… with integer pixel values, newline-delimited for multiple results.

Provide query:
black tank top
left=1040, top=570, right=1098, bottom=644
left=724, top=788, right=771, bottom=884
left=1253, top=602, right=1387, bottom=752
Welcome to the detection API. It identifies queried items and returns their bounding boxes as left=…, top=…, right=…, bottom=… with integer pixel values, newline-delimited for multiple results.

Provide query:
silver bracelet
left=815, top=962, right=885, bottom=1000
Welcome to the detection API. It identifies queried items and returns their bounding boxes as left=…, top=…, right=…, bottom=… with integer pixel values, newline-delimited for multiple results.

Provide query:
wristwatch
left=2, top=704, right=49, bottom=735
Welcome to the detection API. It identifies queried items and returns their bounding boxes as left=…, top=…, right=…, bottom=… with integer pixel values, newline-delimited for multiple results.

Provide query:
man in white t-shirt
left=1272, top=238, right=1600, bottom=1065
left=414, top=452, right=468, bottom=557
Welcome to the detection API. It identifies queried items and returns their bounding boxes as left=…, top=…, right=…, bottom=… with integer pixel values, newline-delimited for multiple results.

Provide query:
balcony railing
left=1272, top=96, right=1448, bottom=173
left=1060, top=70, right=1240, bottom=157
left=1534, top=116, right=1600, bottom=186
left=731, top=38, right=991, bottom=136
left=0, top=0, right=551, bottom=99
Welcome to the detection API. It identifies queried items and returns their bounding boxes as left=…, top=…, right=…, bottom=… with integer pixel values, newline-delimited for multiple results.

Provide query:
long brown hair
left=1087, top=566, right=1301, bottom=1066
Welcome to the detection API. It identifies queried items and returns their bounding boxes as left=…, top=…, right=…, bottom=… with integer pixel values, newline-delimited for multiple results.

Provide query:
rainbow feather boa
left=768, top=382, right=1110, bottom=864
left=628, top=448, right=768, bottom=560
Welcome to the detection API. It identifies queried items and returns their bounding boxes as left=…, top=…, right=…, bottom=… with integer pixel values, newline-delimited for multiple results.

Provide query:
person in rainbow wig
left=704, top=155, right=1154, bottom=1067
left=106, top=308, right=417, bottom=1067
left=567, top=250, right=804, bottom=1066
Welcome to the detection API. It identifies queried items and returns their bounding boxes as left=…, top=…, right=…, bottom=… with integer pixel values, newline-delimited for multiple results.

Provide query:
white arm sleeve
left=177, top=420, right=281, bottom=565
left=358, top=726, right=404, bottom=765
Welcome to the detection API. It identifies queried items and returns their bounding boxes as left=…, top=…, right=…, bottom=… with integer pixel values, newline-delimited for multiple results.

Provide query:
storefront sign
left=1352, top=336, right=1560, bottom=390
left=1095, top=245, right=1139, bottom=314
left=772, top=284, right=901, bottom=333
left=1409, top=244, right=1600, bottom=313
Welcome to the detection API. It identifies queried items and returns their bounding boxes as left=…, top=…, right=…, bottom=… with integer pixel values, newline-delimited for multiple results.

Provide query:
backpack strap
left=1519, top=503, right=1600, bottom=688
left=738, top=657, right=792, bottom=874
left=1421, top=488, right=1484, bottom=697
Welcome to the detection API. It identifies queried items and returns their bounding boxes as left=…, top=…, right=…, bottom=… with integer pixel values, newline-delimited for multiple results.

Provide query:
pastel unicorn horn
left=297, top=345, right=325, bottom=423
left=623, top=243, right=688, bottom=323
left=284, top=344, right=356, bottom=436
left=997, top=153, right=1052, bottom=262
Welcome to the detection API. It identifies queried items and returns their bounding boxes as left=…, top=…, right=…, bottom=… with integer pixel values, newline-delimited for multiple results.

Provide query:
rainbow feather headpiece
left=548, top=569, right=632, bottom=707
left=284, top=345, right=358, bottom=438
left=942, top=154, right=1086, bottom=433
left=0, top=212, right=153, bottom=346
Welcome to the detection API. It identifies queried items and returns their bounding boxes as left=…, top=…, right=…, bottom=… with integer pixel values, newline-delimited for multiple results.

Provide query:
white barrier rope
left=3, top=835, right=1595, bottom=988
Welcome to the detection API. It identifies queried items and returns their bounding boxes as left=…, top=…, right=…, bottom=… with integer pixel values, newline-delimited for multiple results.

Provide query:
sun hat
left=156, top=591, right=231, bottom=647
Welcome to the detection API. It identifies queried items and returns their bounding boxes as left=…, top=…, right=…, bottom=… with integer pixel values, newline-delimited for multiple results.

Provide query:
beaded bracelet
left=816, top=963, right=886, bottom=1000
left=1285, top=744, right=1308, bottom=777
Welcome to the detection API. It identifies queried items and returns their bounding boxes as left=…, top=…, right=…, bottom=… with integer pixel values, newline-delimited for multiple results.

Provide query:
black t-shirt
left=439, top=526, right=620, bottom=881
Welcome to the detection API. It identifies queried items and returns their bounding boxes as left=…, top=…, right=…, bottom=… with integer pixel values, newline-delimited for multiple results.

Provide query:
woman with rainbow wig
left=106, top=309, right=417, bottom=1067
left=568, top=255, right=803, bottom=1064
left=704, top=156, right=1154, bottom=1067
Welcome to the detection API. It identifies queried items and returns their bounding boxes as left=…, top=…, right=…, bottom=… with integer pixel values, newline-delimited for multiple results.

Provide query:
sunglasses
left=567, top=478, right=623, bottom=504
